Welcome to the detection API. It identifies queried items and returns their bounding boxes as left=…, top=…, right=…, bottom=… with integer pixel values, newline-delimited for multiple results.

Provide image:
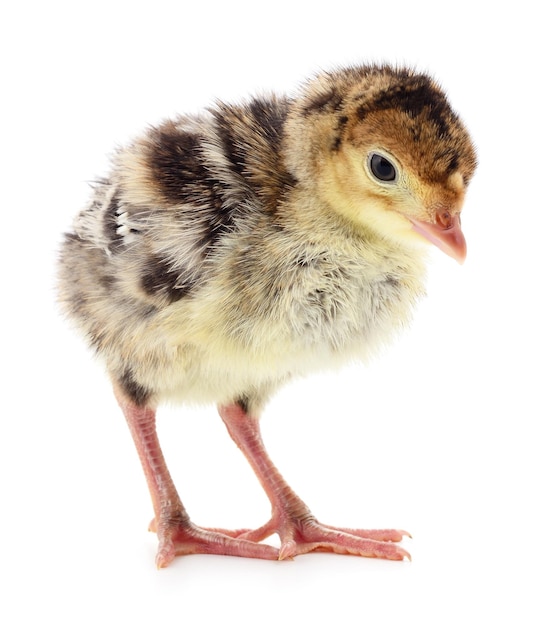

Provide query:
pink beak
left=408, top=212, right=467, bottom=264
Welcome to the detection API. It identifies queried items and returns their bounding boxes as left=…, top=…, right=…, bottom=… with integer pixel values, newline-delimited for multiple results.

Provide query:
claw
left=156, top=539, right=177, bottom=569
left=278, top=540, right=298, bottom=561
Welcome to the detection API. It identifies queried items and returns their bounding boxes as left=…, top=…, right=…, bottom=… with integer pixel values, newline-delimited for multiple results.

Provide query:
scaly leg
left=218, top=402, right=410, bottom=561
left=114, top=387, right=278, bottom=567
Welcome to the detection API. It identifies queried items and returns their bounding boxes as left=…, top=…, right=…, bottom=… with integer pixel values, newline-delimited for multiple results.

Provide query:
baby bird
left=58, top=64, right=476, bottom=568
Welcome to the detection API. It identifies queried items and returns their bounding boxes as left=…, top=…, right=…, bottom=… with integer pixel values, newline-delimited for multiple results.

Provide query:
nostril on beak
left=436, top=210, right=454, bottom=229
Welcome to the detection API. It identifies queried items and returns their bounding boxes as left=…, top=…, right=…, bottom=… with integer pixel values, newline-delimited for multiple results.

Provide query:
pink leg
left=218, top=403, right=410, bottom=561
left=114, top=387, right=278, bottom=567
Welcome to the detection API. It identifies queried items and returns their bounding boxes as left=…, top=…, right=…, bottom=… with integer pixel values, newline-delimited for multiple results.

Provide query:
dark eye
left=368, top=153, right=397, bottom=182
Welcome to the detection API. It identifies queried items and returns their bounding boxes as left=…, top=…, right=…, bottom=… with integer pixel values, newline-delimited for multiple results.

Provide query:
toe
left=155, top=538, right=177, bottom=569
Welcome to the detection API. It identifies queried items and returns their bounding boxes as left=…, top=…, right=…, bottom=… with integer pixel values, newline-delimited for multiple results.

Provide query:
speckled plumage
left=58, top=64, right=476, bottom=566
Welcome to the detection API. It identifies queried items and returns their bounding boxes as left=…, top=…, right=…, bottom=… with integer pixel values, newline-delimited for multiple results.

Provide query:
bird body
left=58, top=64, right=476, bottom=566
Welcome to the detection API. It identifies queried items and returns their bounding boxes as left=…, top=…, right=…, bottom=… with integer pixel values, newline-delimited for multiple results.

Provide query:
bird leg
left=114, top=387, right=279, bottom=567
left=218, top=402, right=411, bottom=561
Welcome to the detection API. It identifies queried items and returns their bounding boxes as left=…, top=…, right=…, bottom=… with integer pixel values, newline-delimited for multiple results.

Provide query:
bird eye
left=368, top=153, right=397, bottom=183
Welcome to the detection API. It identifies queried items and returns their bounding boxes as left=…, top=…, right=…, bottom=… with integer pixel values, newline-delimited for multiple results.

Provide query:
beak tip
left=408, top=215, right=467, bottom=264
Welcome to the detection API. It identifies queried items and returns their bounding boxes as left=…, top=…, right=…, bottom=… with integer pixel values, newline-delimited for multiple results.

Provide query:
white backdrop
left=2, top=1, right=554, bottom=624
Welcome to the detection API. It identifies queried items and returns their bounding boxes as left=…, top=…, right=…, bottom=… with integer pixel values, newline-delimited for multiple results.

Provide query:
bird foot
left=280, top=520, right=411, bottom=561
left=148, top=513, right=279, bottom=568
left=216, top=403, right=411, bottom=563
left=233, top=516, right=411, bottom=561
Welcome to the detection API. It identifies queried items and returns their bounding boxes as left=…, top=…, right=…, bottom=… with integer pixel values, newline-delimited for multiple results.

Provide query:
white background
left=2, top=1, right=554, bottom=623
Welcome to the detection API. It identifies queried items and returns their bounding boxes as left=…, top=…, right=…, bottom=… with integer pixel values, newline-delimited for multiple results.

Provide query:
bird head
left=284, top=65, right=477, bottom=263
